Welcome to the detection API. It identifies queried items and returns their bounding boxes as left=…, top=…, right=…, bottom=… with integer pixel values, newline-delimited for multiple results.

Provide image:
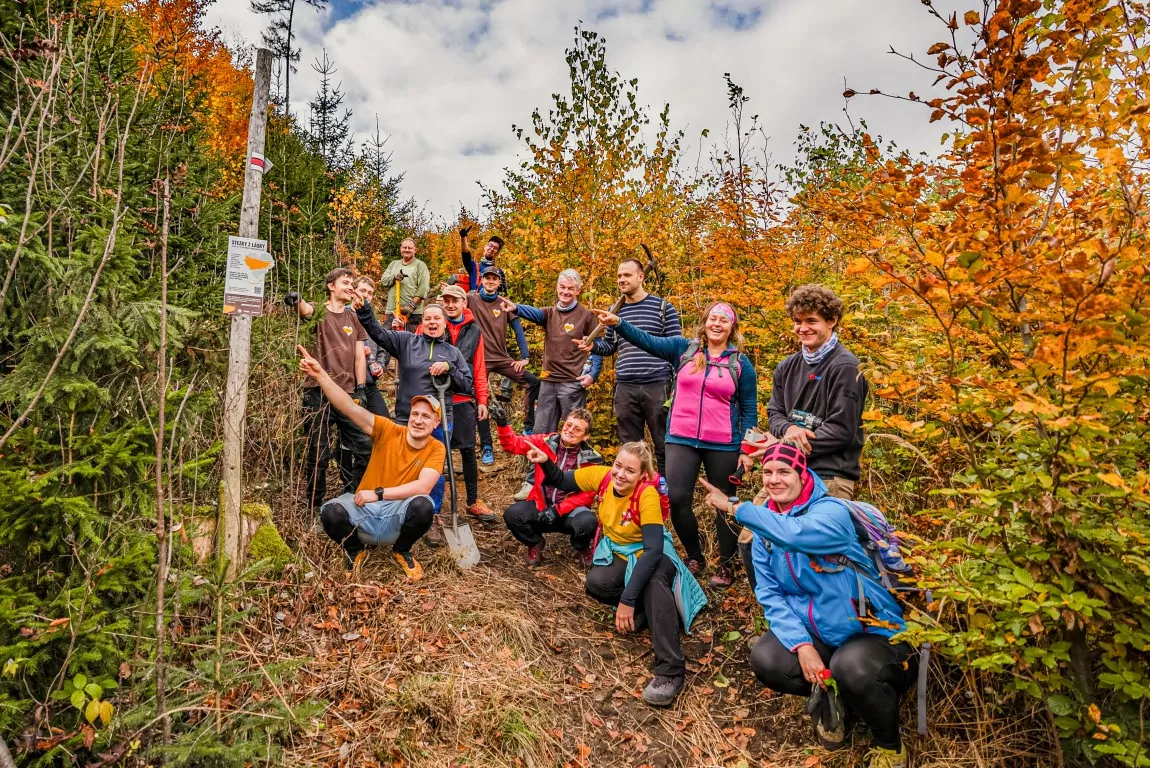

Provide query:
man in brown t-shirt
left=284, top=267, right=375, bottom=511
left=300, top=345, right=444, bottom=581
left=502, top=268, right=601, bottom=434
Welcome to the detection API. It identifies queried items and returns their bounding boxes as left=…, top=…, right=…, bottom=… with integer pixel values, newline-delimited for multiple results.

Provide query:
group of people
left=288, top=230, right=916, bottom=768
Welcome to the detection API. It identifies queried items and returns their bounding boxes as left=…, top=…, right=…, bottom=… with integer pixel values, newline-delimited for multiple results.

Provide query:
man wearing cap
left=500, top=269, right=602, bottom=435
left=459, top=225, right=507, bottom=293
left=439, top=283, right=497, bottom=522
left=300, top=345, right=444, bottom=581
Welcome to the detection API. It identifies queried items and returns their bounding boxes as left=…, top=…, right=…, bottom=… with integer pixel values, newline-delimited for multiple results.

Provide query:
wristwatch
left=726, top=496, right=741, bottom=517
left=375, top=487, right=386, bottom=501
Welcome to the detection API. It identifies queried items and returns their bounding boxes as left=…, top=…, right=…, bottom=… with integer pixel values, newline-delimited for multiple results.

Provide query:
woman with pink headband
left=591, top=301, right=758, bottom=586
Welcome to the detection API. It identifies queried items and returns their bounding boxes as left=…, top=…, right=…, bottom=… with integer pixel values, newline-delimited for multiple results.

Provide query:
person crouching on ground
left=700, top=442, right=915, bottom=768
left=494, top=401, right=603, bottom=566
left=524, top=441, right=706, bottom=707
left=299, top=345, right=445, bottom=582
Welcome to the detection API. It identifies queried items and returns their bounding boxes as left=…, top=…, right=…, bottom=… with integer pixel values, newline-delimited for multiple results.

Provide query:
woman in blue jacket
left=701, top=442, right=915, bottom=768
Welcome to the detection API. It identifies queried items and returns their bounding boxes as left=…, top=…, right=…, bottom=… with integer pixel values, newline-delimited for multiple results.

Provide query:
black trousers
left=749, top=630, right=916, bottom=750
left=302, top=388, right=374, bottom=510
left=614, top=381, right=669, bottom=475
left=319, top=496, right=435, bottom=556
left=503, top=501, right=597, bottom=550
left=483, top=359, right=540, bottom=431
left=363, top=382, right=390, bottom=418
left=664, top=443, right=740, bottom=565
left=449, top=401, right=479, bottom=505
left=585, top=555, right=685, bottom=677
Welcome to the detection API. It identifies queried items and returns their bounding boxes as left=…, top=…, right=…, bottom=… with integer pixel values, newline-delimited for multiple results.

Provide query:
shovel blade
left=443, top=523, right=481, bottom=569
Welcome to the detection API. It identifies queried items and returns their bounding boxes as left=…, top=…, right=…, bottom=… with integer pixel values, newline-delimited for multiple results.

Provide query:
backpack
left=594, top=471, right=671, bottom=526
left=677, top=339, right=741, bottom=386
left=819, top=497, right=931, bottom=737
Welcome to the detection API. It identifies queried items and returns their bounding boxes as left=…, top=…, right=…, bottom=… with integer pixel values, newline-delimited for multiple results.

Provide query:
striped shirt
left=595, top=294, right=682, bottom=383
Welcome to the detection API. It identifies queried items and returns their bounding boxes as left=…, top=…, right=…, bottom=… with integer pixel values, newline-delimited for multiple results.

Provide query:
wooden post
left=220, top=48, right=272, bottom=575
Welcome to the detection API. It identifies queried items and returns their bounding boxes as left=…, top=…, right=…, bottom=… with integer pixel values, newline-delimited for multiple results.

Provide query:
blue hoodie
left=736, top=471, right=905, bottom=650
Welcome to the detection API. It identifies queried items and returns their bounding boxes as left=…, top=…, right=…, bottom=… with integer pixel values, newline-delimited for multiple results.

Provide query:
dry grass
left=226, top=377, right=1059, bottom=767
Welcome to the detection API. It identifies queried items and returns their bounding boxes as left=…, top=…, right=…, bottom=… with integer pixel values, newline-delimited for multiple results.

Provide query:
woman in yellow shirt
left=526, top=441, right=706, bottom=707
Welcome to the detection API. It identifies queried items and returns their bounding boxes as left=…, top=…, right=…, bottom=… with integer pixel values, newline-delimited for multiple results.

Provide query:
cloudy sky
left=206, top=0, right=954, bottom=218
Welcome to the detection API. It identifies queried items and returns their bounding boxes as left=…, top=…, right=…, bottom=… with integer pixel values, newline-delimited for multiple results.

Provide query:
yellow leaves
left=964, top=10, right=981, bottom=25
left=1098, top=472, right=1126, bottom=490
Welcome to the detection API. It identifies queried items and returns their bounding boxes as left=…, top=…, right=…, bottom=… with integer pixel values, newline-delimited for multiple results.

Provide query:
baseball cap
left=480, top=263, right=501, bottom=276
left=440, top=284, right=467, bottom=301
left=409, top=394, right=442, bottom=415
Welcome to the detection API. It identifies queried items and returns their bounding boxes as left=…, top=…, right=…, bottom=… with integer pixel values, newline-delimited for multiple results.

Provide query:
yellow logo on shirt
left=493, top=309, right=501, bottom=316
left=342, top=325, right=354, bottom=335
left=563, top=322, right=574, bottom=333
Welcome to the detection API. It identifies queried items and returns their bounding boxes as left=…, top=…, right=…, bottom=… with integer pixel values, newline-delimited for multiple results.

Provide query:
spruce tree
left=307, top=48, right=354, bottom=170
left=249, top=0, right=329, bottom=115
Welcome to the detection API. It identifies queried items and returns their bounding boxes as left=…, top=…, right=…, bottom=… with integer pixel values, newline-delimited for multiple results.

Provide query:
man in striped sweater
left=588, top=259, right=681, bottom=474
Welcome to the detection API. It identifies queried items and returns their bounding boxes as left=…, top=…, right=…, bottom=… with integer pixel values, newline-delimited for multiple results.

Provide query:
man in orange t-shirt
left=299, top=346, right=445, bottom=581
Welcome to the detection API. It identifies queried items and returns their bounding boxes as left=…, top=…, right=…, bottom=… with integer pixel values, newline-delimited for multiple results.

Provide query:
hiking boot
left=575, top=547, right=593, bottom=567
left=641, top=674, right=685, bottom=707
left=709, top=564, right=734, bottom=588
left=481, top=445, right=495, bottom=465
left=522, top=426, right=533, bottom=436
left=807, top=686, right=848, bottom=751
left=686, top=558, right=704, bottom=577
left=393, top=550, right=424, bottom=581
left=525, top=539, right=546, bottom=566
left=746, top=634, right=761, bottom=652
left=345, top=550, right=368, bottom=577
left=865, top=745, right=907, bottom=768
left=424, top=518, right=445, bottom=548
left=513, top=482, right=533, bottom=501
left=467, top=500, right=497, bottom=522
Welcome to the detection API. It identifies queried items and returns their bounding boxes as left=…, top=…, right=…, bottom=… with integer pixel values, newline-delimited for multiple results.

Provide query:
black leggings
left=319, top=496, right=435, bottom=556
left=664, top=443, right=740, bottom=565
left=585, top=555, right=685, bottom=677
left=749, top=630, right=916, bottom=750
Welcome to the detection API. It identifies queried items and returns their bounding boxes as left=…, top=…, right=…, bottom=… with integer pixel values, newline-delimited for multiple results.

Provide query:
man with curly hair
left=766, top=284, right=867, bottom=500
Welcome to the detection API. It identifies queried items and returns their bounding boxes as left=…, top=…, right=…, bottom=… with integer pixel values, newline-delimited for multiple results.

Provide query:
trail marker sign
left=223, top=235, right=271, bottom=316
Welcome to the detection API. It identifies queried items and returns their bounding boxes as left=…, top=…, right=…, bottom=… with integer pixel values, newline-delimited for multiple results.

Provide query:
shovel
left=432, top=375, right=481, bottom=569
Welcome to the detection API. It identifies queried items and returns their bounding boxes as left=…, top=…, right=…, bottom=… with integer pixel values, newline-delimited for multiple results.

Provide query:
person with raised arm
left=284, top=268, right=374, bottom=512
left=299, top=345, right=444, bottom=581
left=459, top=226, right=537, bottom=450
left=524, top=440, right=706, bottom=707
left=586, top=258, right=681, bottom=474
left=700, top=442, right=914, bottom=768
left=590, top=302, right=757, bottom=587
left=493, top=401, right=603, bottom=566
left=499, top=268, right=601, bottom=435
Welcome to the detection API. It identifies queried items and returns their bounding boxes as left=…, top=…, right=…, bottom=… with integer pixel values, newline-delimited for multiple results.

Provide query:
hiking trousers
left=614, top=381, right=669, bottom=475
left=584, top=555, right=685, bottom=678
left=503, top=501, right=597, bottom=551
left=664, top=443, right=740, bottom=567
left=533, top=380, right=586, bottom=436
left=750, top=630, right=916, bottom=751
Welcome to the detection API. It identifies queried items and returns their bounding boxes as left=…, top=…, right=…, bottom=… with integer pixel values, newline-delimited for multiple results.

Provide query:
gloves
left=283, top=292, right=301, bottom=308
left=352, top=385, right=367, bottom=406
left=488, top=399, right=508, bottom=427
left=400, top=300, right=417, bottom=316
left=536, top=507, right=559, bottom=526
left=459, top=225, right=473, bottom=238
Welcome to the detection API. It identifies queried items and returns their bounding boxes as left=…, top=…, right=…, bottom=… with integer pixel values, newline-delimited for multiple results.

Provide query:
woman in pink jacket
left=592, top=302, right=758, bottom=586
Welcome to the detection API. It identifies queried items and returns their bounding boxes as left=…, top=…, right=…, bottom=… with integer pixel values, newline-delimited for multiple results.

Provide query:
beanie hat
left=761, top=441, right=807, bottom=474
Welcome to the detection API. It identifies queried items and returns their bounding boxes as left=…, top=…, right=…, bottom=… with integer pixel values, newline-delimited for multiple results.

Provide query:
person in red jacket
left=493, top=401, right=604, bottom=566
left=438, top=285, right=494, bottom=522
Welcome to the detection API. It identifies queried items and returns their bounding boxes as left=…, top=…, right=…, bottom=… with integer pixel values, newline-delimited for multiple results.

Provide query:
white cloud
left=205, top=0, right=957, bottom=218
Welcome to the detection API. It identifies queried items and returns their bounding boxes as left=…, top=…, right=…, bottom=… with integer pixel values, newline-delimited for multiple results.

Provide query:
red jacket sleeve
left=473, top=336, right=489, bottom=406
left=496, top=425, right=552, bottom=457
left=557, top=490, right=596, bottom=516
